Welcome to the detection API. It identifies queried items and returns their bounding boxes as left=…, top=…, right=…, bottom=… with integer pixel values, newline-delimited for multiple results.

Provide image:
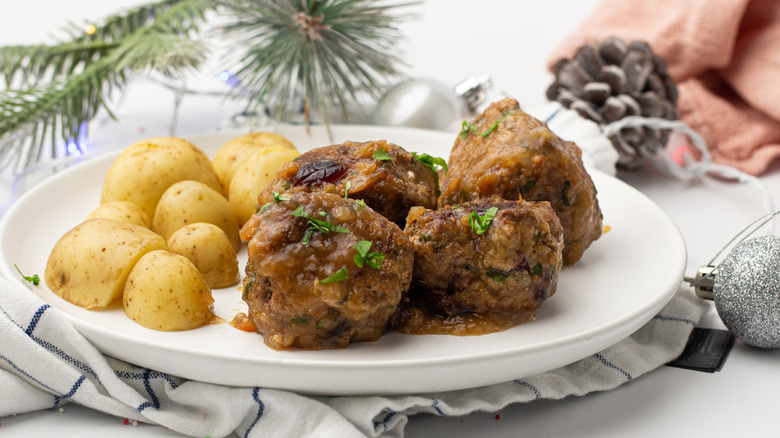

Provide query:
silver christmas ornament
left=714, top=235, right=780, bottom=349
left=688, top=232, right=780, bottom=349
left=371, top=75, right=492, bottom=131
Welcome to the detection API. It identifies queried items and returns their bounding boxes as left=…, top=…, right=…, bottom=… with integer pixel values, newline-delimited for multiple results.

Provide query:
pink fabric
left=549, top=0, right=780, bottom=175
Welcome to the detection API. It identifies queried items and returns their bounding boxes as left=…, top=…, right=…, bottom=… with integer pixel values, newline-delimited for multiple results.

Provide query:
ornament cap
left=454, top=74, right=493, bottom=112
left=685, top=265, right=716, bottom=301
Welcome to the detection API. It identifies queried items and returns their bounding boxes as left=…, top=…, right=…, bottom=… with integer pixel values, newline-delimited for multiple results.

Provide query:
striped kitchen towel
left=0, top=275, right=707, bottom=438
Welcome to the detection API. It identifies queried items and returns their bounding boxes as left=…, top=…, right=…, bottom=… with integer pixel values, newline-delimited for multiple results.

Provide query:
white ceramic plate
left=0, top=125, right=685, bottom=395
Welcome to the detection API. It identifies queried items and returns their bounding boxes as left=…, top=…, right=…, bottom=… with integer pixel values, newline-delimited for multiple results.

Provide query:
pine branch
left=219, top=0, right=418, bottom=127
left=0, top=0, right=215, bottom=172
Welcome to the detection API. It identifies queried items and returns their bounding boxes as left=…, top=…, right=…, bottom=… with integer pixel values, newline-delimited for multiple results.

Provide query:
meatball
left=240, top=191, right=414, bottom=350
left=439, top=98, right=602, bottom=265
left=400, top=196, right=564, bottom=332
left=258, top=140, right=439, bottom=228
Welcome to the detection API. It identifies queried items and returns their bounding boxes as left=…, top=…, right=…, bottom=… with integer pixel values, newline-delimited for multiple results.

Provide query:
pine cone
left=547, top=37, right=679, bottom=170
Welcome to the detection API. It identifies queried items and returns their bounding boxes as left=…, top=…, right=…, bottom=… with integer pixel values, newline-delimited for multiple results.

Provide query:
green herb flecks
left=520, top=178, right=537, bottom=194
left=411, top=152, right=447, bottom=175
left=259, top=191, right=292, bottom=213
left=372, top=147, right=393, bottom=162
left=353, top=240, right=385, bottom=270
left=291, top=205, right=350, bottom=245
left=485, top=269, right=508, bottom=283
left=412, top=151, right=448, bottom=196
left=319, top=266, right=350, bottom=284
left=344, top=181, right=352, bottom=198
left=14, top=264, right=40, bottom=285
left=290, top=316, right=310, bottom=325
left=460, top=120, right=499, bottom=140
left=561, top=180, right=573, bottom=206
left=243, top=273, right=256, bottom=299
left=468, top=207, right=499, bottom=235
left=532, top=262, right=544, bottom=276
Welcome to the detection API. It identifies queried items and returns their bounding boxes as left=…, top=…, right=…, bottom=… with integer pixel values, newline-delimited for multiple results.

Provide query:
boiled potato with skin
left=212, top=132, right=297, bottom=193
left=85, top=201, right=151, bottom=228
left=229, top=145, right=300, bottom=225
left=101, top=137, right=223, bottom=218
left=153, top=180, right=241, bottom=251
left=167, top=222, right=240, bottom=289
left=123, top=250, right=214, bottom=331
left=44, top=219, right=167, bottom=309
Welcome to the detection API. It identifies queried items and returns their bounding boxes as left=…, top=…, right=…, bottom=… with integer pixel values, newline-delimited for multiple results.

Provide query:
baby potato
left=123, top=250, right=214, bottom=331
left=212, top=132, right=297, bottom=193
left=229, top=145, right=300, bottom=225
left=101, top=137, right=223, bottom=218
left=85, top=201, right=151, bottom=228
left=44, top=218, right=167, bottom=309
left=167, top=223, right=240, bottom=289
left=153, top=180, right=241, bottom=251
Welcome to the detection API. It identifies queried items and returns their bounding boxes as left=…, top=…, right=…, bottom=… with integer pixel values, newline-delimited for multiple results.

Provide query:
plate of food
left=0, top=102, right=686, bottom=395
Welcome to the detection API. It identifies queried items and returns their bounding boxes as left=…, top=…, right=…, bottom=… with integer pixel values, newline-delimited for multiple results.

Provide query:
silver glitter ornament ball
left=714, top=235, right=780, bottom=348
left=371, top=75, right=492, bottom=131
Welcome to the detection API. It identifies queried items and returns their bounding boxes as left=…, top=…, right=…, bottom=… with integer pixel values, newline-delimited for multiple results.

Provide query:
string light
left=85, top=23, right=97, bottom=35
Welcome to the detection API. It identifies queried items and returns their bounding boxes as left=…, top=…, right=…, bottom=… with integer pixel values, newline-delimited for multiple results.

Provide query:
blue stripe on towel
left=373, top=408, right=397, bottom=432
left=28, top=335, right=99, bottom=380
left=0, top=352, right=57, bottom=393
left=25, top=304, right=51, bottom=335
left=142, top=369, right=160, bottom=409
left=137, top=401, right=156, bottom=412
left=653, top=313, right=697, bottom=326
left=513, top=380, right=542, bottom=399
left=52, top=375, right=86, bottom=407
left=431, top=398, right=445, bottom=416
left=4, top=302, right=100, bottom=380
left=593, top=353, right=632, bottom=381
left=243, top=387, right=265, bottom=438
left=115, top=370, right=179, bottom=389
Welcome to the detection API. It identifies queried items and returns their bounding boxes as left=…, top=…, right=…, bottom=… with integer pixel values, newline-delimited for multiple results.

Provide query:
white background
left=2, top=1, right=780, bottom=437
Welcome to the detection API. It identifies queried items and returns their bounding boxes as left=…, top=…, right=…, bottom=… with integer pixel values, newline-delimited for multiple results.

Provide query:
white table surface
left=3, top=1, right=780, bottom=437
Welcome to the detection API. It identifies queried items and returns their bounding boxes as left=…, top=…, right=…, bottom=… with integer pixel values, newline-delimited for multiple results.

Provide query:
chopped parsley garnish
left=344, top=181, right=352, bottom=198
left=353, top=199, right=367, bottom=207
left=243, top=273, right=256, bottom=299
left=520, top=178, right=537, bottom=194
left=411, top=152, right=448, bottom=196
left=372, top=147, right=393, bottom=161
left=291, top=206, right=350, bottom=245
left=259, top=191, right=292, bottom=213
left=468, top=207, right=499, bottom=235
left=561, top=180, right=573, bottom=206
left=485, top=269, right=508, bottom=283
left=532, top=262, right=544, bottom=276
left=290, top=316, right=310, bottom=325
left=460, top=120, right=499, bottom=139
left=319, top=266, right=350, bottom=284
left=411, top=152, right=448, bottom=175
left=353, top=240, right=385, bottom=270
left=14, top=264, right=40, bottom=285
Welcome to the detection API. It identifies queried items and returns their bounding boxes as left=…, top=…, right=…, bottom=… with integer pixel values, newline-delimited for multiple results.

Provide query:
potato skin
left=153, top=180, right=241, bottom=251
left=212, top=132, right=297, bottom=193
left=100, top=137, right=223, bottom=218
left=85, top=201, right=151, bottom=228
left=122, top=250, right=214, bottom=331
left=229, top=145, right=300, bottom=225
left=44, top=218, right=167, bottom=309
left=167, top=223, right=240, bottom=289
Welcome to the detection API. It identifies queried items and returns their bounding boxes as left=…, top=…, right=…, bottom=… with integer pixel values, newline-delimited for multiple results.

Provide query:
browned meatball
left=239, top=191, right=414, bottom=350
left=258, top=140, right=439, bottom=228
left=399, top=196, right=564, bottom=333
left=439, top=98, right=602, bottom=265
